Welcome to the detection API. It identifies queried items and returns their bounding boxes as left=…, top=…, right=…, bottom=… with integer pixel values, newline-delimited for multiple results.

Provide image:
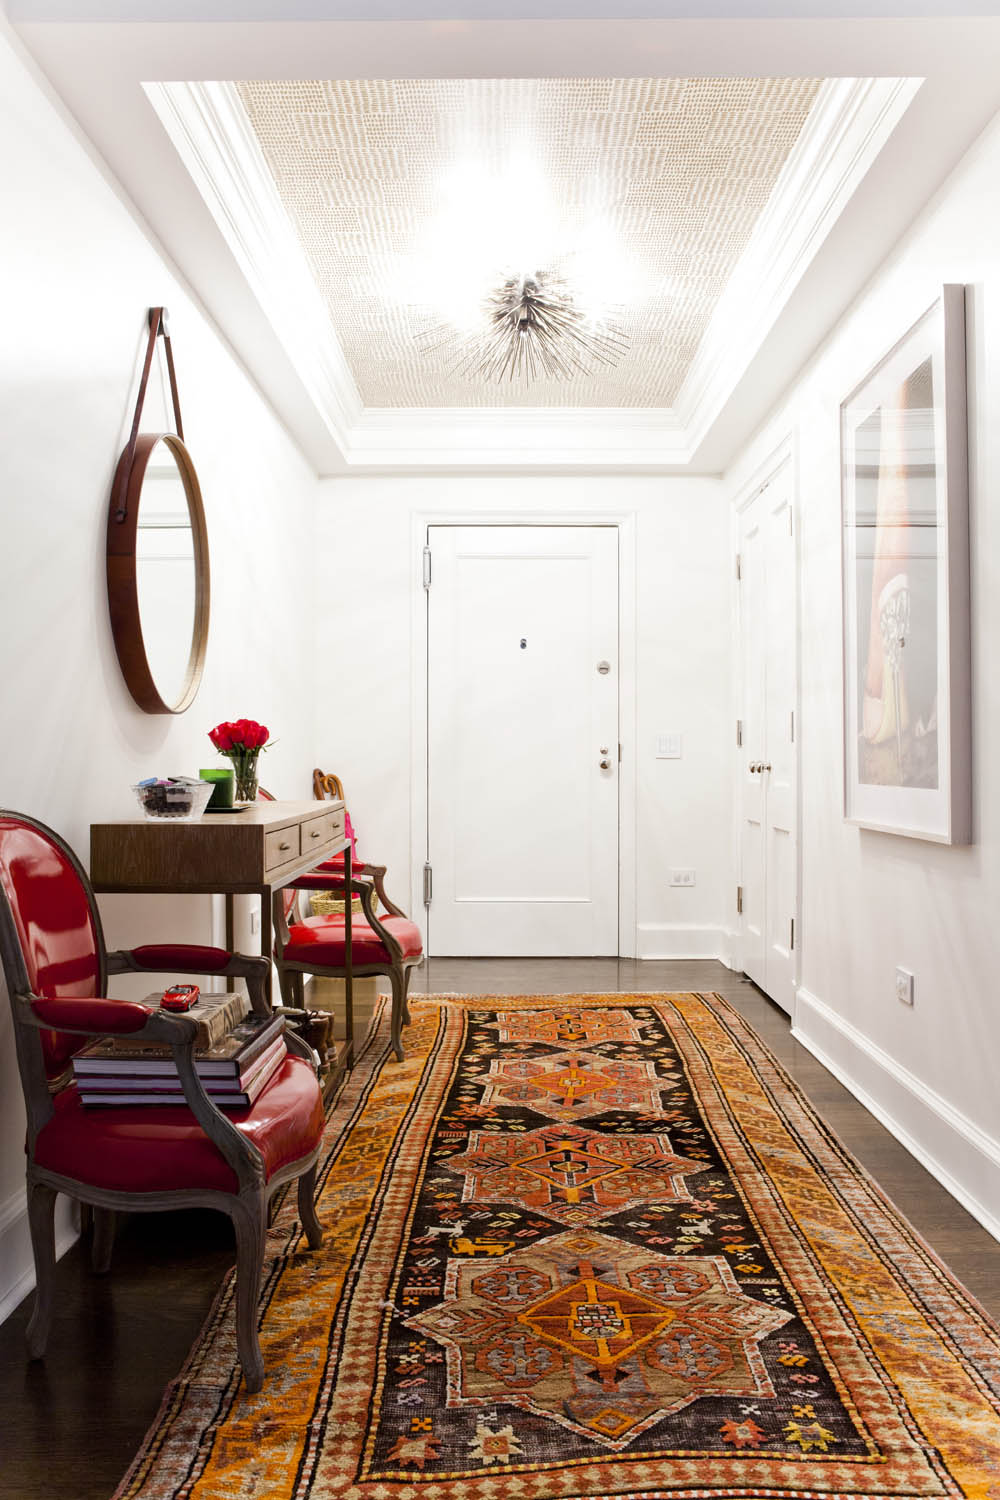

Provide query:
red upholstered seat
left=284, top=914, right=423, bottom=966
left=34, top=1055, right=324, bottom=1195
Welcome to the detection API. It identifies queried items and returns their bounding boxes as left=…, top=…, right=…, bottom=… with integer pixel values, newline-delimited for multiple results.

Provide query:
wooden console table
left=90, top=800, right=353, bottom=1071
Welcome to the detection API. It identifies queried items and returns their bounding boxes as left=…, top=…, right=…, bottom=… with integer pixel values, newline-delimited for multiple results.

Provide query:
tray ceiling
left=236, top=76, right=822, bottom=410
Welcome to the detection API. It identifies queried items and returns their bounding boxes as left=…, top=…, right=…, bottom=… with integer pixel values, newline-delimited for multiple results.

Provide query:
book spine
left=74, top=1016, right=283, bottom=1078
left=198, top=1017, right=284, bottom=1076
left=77, top=1037, right=286, bottom=1095
left=80, top=1043, right=287, bottom=1109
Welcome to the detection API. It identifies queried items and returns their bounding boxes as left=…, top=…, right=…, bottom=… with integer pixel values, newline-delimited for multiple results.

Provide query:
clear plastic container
left=132, top=778, right=214, bottom=821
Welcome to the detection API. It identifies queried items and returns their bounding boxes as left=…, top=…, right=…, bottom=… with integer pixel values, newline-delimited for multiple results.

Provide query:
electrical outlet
left=250, top=909, right=261, bottom=935
left=670, top=869, right=696, bottom=887
left=895, top=967, right=914, bottom=1006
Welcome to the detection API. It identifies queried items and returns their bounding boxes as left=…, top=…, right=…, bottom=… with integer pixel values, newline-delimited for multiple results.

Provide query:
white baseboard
left=636, top=924, right=728, bottom=961
left=0, top=1187, right=79, bottom=1326
left=718, top=927, right=742, bottom=971
left=793, top=985, right=1000, bottom=1245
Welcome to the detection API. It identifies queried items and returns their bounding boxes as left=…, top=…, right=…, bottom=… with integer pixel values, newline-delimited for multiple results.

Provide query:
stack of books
left=73, top=992, right=287, bottom=1109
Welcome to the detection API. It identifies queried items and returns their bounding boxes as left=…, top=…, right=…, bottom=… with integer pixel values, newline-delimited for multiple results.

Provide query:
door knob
left=599, top=748, right=612, bottom=770
left=763, top=763, right=772, bottom=772
left=749, top=761, right=759, bottom=773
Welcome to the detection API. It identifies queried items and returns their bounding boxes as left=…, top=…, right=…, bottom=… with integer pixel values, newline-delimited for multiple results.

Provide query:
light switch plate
left=670, top=869, right=696, bottom=887
left=895, top=967, right=914, bottom=1006
left=655, top=733, right=682, bottom=759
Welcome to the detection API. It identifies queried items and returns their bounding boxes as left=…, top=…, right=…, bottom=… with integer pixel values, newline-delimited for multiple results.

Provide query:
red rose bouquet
left=208, top=718, right=272, bottom=802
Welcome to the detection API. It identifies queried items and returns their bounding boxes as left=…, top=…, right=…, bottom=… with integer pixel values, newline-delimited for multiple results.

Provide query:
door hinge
left=422, top=546, right=432, bottom=590
left=790, top=917, right=795, bottom=951
left=423, top=862, right=433, bottom=905
left=789, top=507, right=794, bottom=537
left=790, top=709, right=795, bottom=743
left=618, top=742, right=622, bottom=763
left=736, top=718, right=743, bottom=748
left=735, top=553, right=742, bottom=581
left=737, top=885, right=743, bottom=915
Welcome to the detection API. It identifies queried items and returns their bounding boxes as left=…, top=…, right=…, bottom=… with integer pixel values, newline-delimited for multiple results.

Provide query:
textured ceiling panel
left=236, top=77, right=821, bottom=408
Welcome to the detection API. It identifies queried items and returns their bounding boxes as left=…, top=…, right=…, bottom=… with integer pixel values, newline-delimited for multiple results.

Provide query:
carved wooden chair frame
left=0, top=810, right=324, bottom=1392
left=273, top=870, right=417, bottom=1062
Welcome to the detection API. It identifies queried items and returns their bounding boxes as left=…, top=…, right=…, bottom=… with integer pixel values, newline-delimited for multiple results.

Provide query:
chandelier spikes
left=419, top=271, right=630, bottom=384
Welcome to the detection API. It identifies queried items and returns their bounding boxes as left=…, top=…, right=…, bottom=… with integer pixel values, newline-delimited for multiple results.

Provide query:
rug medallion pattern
left=116, top=995, right=1000, bottom=1500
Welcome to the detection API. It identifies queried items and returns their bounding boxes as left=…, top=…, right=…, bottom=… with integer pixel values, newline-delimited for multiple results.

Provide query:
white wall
left=725, top=110, right=1000, bottom=1237
left=314, top=474, right=733, bottom=960
left=0, top=24, right=319, bottom=1317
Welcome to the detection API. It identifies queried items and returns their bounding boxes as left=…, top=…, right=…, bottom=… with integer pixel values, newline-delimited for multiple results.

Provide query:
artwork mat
left=840, top=284, right=971, bottom=844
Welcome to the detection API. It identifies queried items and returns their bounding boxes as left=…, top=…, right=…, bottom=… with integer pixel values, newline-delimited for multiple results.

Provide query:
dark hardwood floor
left=2, top=959, right=998, bottom=1500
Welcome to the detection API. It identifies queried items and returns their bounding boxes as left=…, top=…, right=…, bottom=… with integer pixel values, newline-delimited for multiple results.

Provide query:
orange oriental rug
left=115, top=994, right=1000, bottom=1499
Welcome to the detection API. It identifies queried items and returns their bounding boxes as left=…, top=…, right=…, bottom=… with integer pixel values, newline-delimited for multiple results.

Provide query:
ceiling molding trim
left=343, top=407, right=691, bottom=472
left=145, top=79, right=363, bottom=454
left=674, top=74, right=921, bottom=448
left=145, top=71, right=920, bottom=474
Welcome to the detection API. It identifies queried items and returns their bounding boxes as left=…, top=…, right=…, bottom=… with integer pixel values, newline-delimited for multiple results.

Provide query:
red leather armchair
left=0, top=810, right=326, bottom=1393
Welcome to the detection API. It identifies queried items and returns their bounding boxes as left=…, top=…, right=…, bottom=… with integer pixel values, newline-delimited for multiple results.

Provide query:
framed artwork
left=841, top=285, right=971, bottom=843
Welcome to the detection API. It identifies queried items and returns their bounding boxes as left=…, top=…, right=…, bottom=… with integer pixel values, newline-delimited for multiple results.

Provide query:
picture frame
left=841, top=285, right=971, bottom=844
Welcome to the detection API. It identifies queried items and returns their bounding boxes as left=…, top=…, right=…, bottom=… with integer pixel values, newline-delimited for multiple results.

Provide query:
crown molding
left=674, top=75, right=921, bottom=449
left=145, top=79, right=363, bottom=453
left=147, top=74, right=919, bottom=473
left=344, top=406, right=692, bottom=472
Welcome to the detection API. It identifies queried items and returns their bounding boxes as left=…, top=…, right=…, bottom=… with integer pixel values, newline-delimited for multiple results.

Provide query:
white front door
left=738, top=467, right=797, bottom=1013
left=426, top=525, right=619, bottom=956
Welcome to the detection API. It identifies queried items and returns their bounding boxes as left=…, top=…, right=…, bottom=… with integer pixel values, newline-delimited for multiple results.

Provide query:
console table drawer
left=264, top=825, right=300, bottom=871
left=302, top=808, right=345, bottom=856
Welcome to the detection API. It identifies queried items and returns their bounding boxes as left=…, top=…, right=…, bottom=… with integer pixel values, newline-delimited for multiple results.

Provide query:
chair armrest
left=296, top=867, right=408, bottom=920
left=17, top=993, right=266, bottom=1189
left=308, top=858, right=407, bottom=919
left=107, top=945, right=272, bottom=1019
left=29, top=996, right=152, bottom=1035
left=359, top=864, right=406, bottom=919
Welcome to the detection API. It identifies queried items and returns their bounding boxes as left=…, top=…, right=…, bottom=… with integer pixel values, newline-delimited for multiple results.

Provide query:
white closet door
left=427, top=525, right=619, bottom=957
left=739, top=505, right=767, bottom=990
left=739, top=468, right=797, bottom=1013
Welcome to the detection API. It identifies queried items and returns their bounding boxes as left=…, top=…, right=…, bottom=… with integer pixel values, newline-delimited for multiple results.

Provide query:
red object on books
left=161, top=983, right=200, bottom=1012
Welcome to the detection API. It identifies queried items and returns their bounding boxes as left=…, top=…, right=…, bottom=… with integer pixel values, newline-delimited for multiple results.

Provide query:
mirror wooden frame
left=106, top=308, right=211, bottom=715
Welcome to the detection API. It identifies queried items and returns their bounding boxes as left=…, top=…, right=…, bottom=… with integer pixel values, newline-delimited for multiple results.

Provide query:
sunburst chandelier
left=420, top=270, right=630, bottom=384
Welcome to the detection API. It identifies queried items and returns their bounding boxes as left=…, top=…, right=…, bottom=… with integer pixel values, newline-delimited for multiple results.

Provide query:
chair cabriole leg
left=25, top=1181, right=57, bottom=1359
left=389, top=967, right=406, bottom=1062
left=297, top=1163, right=324, bottom=1250
left=277, top=965, right=297, bottom=1008
left=91, top=1207, right=116, bottom=1274
left=231, top=1194, right=268, bottom=1393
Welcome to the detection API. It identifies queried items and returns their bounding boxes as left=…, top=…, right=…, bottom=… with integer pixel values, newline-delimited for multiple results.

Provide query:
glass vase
left=232, top=755, right=260, bottom=804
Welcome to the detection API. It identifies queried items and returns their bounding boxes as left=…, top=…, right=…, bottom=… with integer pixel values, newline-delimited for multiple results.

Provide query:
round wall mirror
left=107, top=432, right=210, bottom=714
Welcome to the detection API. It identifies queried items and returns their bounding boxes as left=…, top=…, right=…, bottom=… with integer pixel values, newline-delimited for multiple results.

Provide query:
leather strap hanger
left=113, top=306, right=184, bottom=523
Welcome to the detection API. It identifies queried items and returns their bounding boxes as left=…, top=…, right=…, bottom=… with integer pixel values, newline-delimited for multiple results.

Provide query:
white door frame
left=410, top=508, right=638, bottom=959
left=732, top=436, right=801, bottom=997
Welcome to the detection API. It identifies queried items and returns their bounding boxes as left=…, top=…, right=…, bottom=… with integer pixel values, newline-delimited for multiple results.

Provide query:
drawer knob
left=310, top=830, right=321, bottom=838
left=279, top=841, right=291, bottom=851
